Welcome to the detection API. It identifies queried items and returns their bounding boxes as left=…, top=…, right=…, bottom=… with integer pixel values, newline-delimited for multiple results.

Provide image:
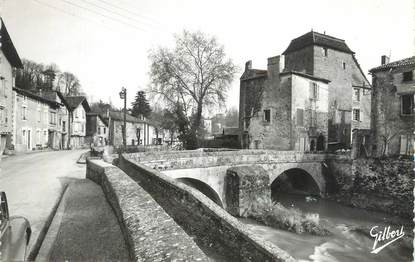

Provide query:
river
left=239, top=193, right=413, bottom=262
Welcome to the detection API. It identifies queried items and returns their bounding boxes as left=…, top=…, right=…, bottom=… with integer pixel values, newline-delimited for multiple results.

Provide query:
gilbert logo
left=370, top=225, right=405, bottom=254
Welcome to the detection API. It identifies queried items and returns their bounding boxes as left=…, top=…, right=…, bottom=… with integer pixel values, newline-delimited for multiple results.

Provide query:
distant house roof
left=64, top=96, right=90, bottom=112
left=282, top=31, right=354, bottom=55
left=280, top=71, right=331, bottom=83
left=369, top=56, right=415, bottom=73
left=0, top=18, right=23, bottom=68
left=13, top=87, right=61, bottom=107
left=86, top=112, right=108, bottom=126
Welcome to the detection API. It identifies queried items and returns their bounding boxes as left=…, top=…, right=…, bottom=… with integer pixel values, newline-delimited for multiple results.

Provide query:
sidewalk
left=37, top=179, right=130, bottom=261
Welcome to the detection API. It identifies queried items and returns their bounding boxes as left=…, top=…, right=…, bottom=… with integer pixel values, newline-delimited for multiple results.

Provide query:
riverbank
left=327, top=157, right=413, bottom=218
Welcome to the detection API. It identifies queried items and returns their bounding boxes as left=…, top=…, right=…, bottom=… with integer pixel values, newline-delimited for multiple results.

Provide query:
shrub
left=246, top=198, right=331, bottom=236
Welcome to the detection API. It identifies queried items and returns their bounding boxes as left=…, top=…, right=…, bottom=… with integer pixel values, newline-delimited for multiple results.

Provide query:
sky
left=1, top=0, right=414, bottom=113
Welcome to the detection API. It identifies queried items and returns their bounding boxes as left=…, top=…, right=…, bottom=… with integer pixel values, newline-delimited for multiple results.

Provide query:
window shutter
left=296, top=108, right=304, bottom=126
left=360, top=109, right=363, bottom=122
left=400, top=135, right=408, bottom=155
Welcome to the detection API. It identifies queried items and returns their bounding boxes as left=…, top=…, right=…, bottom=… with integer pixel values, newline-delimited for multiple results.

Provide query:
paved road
left=0, top=150, right=87, bottom=254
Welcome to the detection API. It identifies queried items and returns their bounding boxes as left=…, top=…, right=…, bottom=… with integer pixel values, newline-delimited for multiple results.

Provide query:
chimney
left=381, top=55, right=390, bottom=65
left=106, top=108, right=110, bottom=118
left=267, top=56, right=280, bottom=80
left=245, top=60, right=252, bottom=71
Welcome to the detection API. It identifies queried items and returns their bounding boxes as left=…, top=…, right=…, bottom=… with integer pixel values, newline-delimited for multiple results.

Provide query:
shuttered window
left=400, top=135, right=408, bottom=155
left=296, top=108, right=304, bottom=126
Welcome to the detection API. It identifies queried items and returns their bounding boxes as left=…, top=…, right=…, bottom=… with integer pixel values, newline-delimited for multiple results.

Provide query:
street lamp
left=119, top=87, right=127, bottom=150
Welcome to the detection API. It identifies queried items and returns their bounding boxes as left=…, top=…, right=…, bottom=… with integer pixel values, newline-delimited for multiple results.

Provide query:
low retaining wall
left=86, top=159, right=209, bottom=261
left=327, top=157, right=413, bottom=218
left=119, top=154, right=295, bottom=262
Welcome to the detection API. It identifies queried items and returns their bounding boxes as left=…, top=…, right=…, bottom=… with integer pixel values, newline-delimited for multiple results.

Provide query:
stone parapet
left=119, top=154, right=295, bottom=262
left=86, top=158, right=209, bottom=261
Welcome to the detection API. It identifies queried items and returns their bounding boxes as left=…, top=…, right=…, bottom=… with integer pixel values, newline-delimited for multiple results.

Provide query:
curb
left=26, top=184, right=69, bottom=261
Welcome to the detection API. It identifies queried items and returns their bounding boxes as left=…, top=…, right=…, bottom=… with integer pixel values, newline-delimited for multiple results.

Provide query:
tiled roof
left=280, top=71, right=331, bottom=83
left=369, top=56, right=415, bottom=73
left=240, top=69, right=267, bottom=80
left=283, top=31, right=354, bottom=55
left=0, top=19, right=22, bottom=68
left=13, top=88, right=61, bottom=107
left=64, top=96, right=90, bottom=112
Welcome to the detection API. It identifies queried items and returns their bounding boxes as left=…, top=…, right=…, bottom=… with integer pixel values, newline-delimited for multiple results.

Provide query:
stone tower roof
left=282, top=31, right=354, bottom=55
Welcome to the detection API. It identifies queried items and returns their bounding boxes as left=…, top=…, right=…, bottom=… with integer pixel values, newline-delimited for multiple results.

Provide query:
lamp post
left=119, top=87, right=127, bottom=150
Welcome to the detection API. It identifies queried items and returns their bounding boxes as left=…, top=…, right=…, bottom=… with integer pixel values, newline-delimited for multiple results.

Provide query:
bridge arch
left=270, top=168, right=322, bottom=201
left=175, top=177, right=223, bottom=207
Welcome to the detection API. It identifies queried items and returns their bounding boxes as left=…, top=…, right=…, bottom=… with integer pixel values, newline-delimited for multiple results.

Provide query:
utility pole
left=119, top=87, right=127, bottom=150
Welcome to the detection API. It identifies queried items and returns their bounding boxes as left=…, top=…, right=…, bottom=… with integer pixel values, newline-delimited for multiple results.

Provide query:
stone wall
left=86, top=159, right=210, bottom=261
left=118, top=154, right=295, bottom=262
left=327, top=156, right=413, bottom=218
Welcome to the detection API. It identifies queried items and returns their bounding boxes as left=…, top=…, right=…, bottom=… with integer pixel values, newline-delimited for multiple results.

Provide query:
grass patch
left=246, top=198, right=331, bottom=236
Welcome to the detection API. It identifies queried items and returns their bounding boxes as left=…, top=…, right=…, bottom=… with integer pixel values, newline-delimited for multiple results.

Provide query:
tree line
left=15, top=58, right=83, bottom=96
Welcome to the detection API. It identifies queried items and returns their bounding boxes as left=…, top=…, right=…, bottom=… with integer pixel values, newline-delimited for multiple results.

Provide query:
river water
left=239, top=193, right=413, bottom=262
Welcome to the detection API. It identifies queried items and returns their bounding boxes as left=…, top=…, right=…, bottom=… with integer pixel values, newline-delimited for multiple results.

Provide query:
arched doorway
left=271, top=168, right=320, bottom=202
left=176, top=178, right=223, bottom=207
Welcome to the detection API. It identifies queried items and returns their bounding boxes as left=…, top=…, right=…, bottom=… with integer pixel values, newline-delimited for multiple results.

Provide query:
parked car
left=0, top=191, right=31, bottom=261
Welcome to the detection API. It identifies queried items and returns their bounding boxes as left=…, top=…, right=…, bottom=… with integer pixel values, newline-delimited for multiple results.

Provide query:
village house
left=0, top=18, right=23, bottom=154
left=103, top=111, right=157, bottom=147
left=36, top=90, right=69, bottom=149
left=64, top=96, right=90, bottom=149
left=239, top=31, right=371, bottom=151
left=369, top=55, right=415, bottom=157
left=11, top=88, right=62, bottom=152
left=86, top=112, right=108, bottom=146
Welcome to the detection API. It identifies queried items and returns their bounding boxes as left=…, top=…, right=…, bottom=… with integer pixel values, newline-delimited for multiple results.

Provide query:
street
left=0, top=150, right=87, bottom=255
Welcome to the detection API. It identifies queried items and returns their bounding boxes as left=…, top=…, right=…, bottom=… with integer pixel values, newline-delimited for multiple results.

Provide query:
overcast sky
left=1, top=0, right=414, bottom=112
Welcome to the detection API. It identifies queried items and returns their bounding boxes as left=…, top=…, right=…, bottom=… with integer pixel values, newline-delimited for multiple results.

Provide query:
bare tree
left=148, top=30, right=237, bottom=149
left=58, top=72, right=81, bottom=95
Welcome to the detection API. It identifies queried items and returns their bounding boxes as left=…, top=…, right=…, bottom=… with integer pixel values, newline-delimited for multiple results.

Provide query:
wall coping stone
left=86, top=159, right=209, bottom=261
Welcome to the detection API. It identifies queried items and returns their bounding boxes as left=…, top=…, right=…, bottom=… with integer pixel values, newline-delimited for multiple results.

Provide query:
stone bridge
left=126, top=150, right=328, bottom=211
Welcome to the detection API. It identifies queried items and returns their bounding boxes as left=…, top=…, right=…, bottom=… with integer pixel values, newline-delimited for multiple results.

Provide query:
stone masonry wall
left=327, top=156, right=413, bottom=218
left=119, top=154, right=295, bottom=262
left=86, top=158, right=209, bottom=261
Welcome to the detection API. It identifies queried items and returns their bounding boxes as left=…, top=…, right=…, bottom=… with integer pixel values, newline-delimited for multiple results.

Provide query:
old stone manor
left=239, top=31, right=371, bottom=151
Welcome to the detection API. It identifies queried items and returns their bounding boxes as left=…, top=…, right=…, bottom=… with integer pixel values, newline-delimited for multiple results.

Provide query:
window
left=4, top=109, right=7, bottom=125
left=323, top=47, right=328, bottom=57
left=403, top=71, right=413, bottom=82
left=354, top=88, right=360, bottom=101
left=50, top=112, right=57, bottom=125
left=296, top=108, right=304, bottom=126
left=75, top=109, right=79, bottom=118
left=342, top=62, right=346, bottom=70
left=401, top=94, right=414, bottom=115
left=310, top=82, right=319, bottom=100
left=81, top=124, right=84, bottom=133
left=353, top=109, right=360, bottom=121
left=62, top=121, right=66, bottom=132
left=263, top=109, right=271, bottom=123
left=98, top=126, right=101, bottom=135
left=103, top=127, right=106, bottom=134
left=22, top=106, right=27, bottom=120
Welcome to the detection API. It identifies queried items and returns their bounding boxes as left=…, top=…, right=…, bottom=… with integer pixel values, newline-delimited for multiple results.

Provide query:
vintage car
left=0, top=191, right=31, bottom=261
